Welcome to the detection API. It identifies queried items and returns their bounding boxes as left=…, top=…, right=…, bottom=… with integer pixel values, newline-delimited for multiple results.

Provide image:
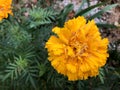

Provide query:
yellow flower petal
left=64, top=16, right=86, bottom=32
left=66, top=64, right=77, bottom=73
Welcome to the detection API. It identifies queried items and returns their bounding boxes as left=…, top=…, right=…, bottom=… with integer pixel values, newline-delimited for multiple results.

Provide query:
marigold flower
left=45, top=16, right=109, bottom=81
left=0, top=0, right=13, bottom=21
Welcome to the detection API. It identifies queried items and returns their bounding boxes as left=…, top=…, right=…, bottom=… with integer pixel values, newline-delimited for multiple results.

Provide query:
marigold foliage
left=45, top=16, right=109, bottom=81
left=0, top=0, right=12, bottom=21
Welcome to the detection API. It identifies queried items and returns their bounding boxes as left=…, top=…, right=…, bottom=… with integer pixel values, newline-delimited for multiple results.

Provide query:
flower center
left=76, top=43, right=88, bottom=55
left=70, top=41, right=88, bottom=56
left=68, top=33, right=88, bottom=57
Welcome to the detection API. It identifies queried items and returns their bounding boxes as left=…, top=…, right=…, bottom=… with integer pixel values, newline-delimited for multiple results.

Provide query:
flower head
left=45, top=16, right=109, bottom=81
left=0, top=0, right=13, bottom=21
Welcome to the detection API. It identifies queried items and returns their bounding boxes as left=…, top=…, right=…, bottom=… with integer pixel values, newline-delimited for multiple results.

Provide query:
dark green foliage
left=96, top=23, right=118, bottom=28
left=75, top=2, right=105, bottom=17
left=29, top=8, right=58, bottom=28
left=88, top=4, right=118, bottom=20
left=0, top=0, right=119, bottom=90
left=57, top=4, right=74, bottom=27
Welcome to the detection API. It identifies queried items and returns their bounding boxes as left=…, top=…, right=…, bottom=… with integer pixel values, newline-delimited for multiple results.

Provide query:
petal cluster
left=0, top=0, right=13, bottom=21
left=45, top=16, right=109, bottom=81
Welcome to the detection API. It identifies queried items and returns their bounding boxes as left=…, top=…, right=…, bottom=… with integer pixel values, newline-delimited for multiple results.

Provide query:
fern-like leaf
left=29, top=8, right=57, bottom=28
left=2, top=56, right=28, bottom=81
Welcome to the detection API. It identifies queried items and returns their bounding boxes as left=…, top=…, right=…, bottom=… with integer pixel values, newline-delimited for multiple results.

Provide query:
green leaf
left=2, top=73, right=11, bottom=81
left=86, top=0, right=90, bottom=7
left=2, top=56, right=28, bottom=81
left=75, top=2, right=105, bottom=17
left=77, top=81, right=84, bottom=90
left=98, top=68, right=105, bottom=84
left=29, top=75, right=37, bottom=89
left=29, top=8, right=57, bottom=28
left=58, top=4, right=74, bottom=27
left=38, top=64, right=46, bottom=77
left=96, top=23, right=118, bottom=28
left=89, top=4, right=118, bottom=20
left=76, top=0, right=88, bottom=15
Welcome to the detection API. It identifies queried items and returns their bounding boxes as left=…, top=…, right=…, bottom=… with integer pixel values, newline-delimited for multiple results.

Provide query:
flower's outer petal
left=64, top=16, right=86, bottom=32
left=52, top=27, right=61, bottom=34
left=52, top=27, right=72, bottom=44
left=51, top=56, right=67, bottom=75
left=46, top=36, right=65, bottom=56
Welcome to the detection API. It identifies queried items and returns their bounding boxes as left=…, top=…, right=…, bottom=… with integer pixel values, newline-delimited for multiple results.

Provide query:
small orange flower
left=0, top=0, right=13, bottom=21
left=45, top=16, right=109, bottom=81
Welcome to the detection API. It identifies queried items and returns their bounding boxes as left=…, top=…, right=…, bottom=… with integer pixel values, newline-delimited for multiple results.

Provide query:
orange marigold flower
left=0, top=0, right=13, bottom=21
left=45, top=16, right=109, bottom=81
